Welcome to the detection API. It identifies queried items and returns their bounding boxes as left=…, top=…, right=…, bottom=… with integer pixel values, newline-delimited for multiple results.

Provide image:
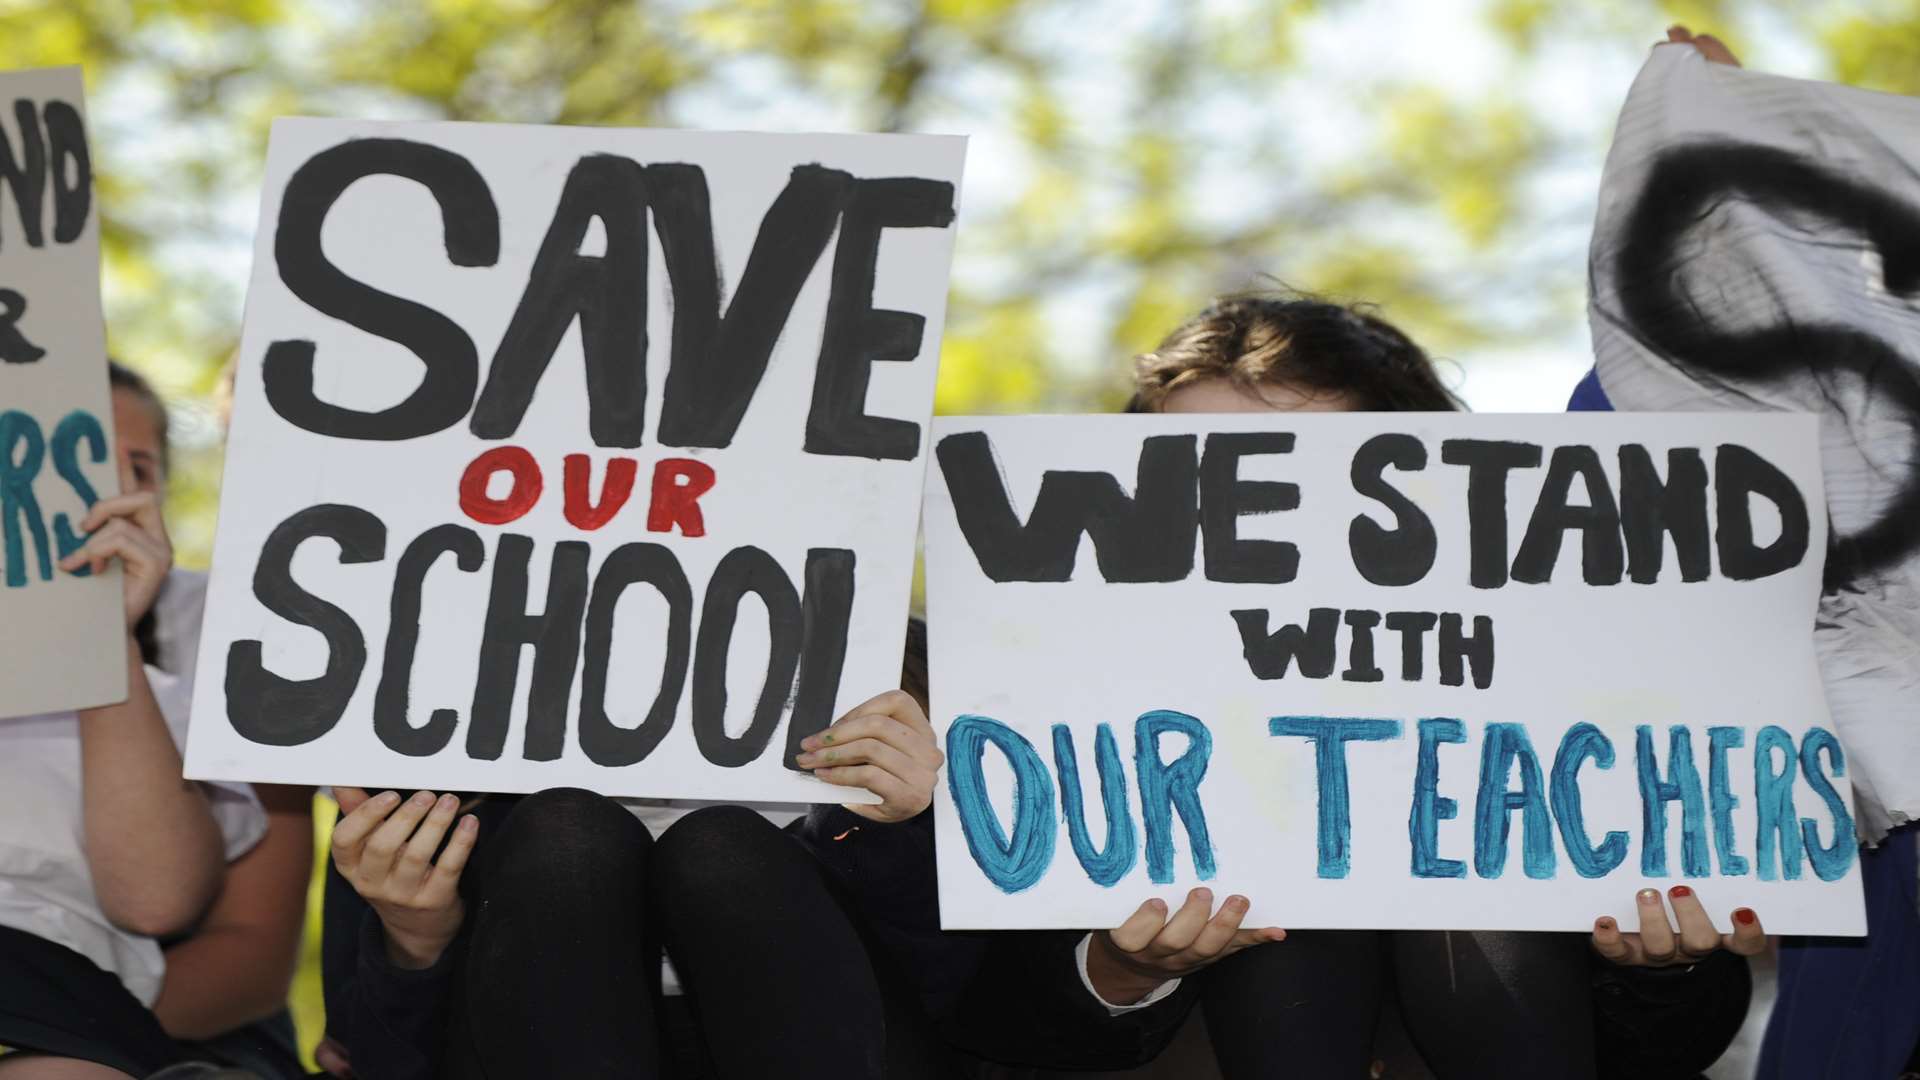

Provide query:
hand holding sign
left=58, top=491, right=171, bottom=630
left=1087, top=888, right=1286, bottom=1005
left=330, top=787, right=478, bottom=970
left=1591, top=885, right=1767, bottom=969
left=797, top=689, right=945, bottom=823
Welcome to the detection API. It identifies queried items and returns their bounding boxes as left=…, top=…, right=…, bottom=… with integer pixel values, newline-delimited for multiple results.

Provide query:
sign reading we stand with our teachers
left=926, top=412, right=1865, bottom=935
left=185, top=118, right=965, bottom=802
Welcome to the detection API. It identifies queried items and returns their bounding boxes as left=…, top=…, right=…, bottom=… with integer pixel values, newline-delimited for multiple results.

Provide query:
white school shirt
left=0, top=570, right=267, bottom=1006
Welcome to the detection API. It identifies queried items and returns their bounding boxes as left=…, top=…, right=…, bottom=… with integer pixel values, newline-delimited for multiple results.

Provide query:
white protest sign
left=0, top=67, right=126, bottom=718
left=185, top=119, right=964, bottom=800
left=1589, top=46, right=1920, bottom=840
left=927, top=413, right=1866, bottom=934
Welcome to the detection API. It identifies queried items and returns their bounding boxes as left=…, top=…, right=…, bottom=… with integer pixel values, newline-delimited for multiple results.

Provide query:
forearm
left=336, top=908, right=457, bottom=1080
left=78, top=637, right=224, bottom=934
left=152, top=925, right=298, bottom=1039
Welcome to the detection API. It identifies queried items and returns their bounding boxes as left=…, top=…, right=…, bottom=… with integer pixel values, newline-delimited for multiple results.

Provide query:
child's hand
left=1087, top=888, right=1286, bottom=1005
left=1591, top=885, right=1766, bottom=967
left=797, top=690, right=945, bottom=823
left=59, top=492, right=172, bottom=629
left=330, top=788, right=478, bottom=970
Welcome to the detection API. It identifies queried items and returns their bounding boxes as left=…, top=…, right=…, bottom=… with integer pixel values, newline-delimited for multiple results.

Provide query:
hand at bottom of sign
left=331, top=787, right=479, bottom=970
left=1087, top=888, right=1288, bottom=1006
left=796, top=690, right=946, bottom=823
left=1591, top=885, right=1766, bottom=968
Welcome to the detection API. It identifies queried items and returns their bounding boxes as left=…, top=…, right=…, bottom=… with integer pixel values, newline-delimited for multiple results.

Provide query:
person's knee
left=651, top=805, right=800, bottom=911
left=491, top=786, right=649, bottom=880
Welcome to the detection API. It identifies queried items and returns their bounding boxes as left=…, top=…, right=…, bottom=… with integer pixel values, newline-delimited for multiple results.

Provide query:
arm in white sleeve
left=1075, top=932, right=1182, bottom=1015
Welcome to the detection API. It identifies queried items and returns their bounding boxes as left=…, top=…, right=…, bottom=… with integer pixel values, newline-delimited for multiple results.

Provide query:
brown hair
left=1128, top=291, right=1463, bottom=413
left=108, top=359, right=172, bottom=475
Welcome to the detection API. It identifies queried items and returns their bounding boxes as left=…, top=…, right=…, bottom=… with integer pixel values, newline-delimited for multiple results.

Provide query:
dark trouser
left=1201, top=928, right=1596, bottom=1080
left=0, top=924, right=303, bottom=1079
left=437, top=789, right=953, bottom=1080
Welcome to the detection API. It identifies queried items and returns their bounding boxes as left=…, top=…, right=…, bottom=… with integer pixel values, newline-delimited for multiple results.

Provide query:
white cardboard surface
left=928, top=412, right=1866, bottom=934
left=0, top=66, right=126, bottom=719
left=186, top=119, right=964, bottom=801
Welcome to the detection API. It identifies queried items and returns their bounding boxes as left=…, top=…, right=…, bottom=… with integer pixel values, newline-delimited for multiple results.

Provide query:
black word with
left=1231, top=608, right=1494, bottom=690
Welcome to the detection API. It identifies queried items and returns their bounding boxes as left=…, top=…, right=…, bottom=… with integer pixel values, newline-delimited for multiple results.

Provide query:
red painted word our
left=458, top=448, right=716, bottom=536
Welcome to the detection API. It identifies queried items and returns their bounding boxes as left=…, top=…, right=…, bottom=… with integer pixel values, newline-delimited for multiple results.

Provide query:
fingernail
left=377, top=790, right=400, bottom=805
left=1228, top=895, right=1249, bottom=912
left=1596, top=917, right=1616, bottom=931
left=1733, top=907, right=1756, bottom=926
left=1637, top=888, right=1661, bottom=904
left=410, top=791, right=435, bottom=807
left=460, top=816, right=478, bottom=832
left=1193, top=887, right=1213, bottom=903
left=800, top=737, right=819, bottom=751
left=436, top=793, right=457, bottom=810
left=795, top=752, right=816, bottom=766
left=1669, top=884, right=1693, bottom=899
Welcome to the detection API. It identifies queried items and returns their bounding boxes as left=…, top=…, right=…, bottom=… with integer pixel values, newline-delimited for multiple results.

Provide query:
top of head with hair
left=1129, top=290, right=1463, bottom=414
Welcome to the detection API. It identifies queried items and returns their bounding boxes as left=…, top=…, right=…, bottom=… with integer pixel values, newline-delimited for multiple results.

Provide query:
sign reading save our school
left=0, top=67, right=126, bottom=718
left=926, top=413, right=1866, bottom=934
left=184, top=119, right=964, bottom=801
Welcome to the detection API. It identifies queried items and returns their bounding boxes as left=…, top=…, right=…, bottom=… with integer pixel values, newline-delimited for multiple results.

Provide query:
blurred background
left=9, top=0, right=1918, bottom=1065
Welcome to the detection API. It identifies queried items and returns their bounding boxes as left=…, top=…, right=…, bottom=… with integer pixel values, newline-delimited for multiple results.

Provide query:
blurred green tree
left=3, top=0, right=1915, bottom=1063
left=10, top=0, right=1916, bottom=566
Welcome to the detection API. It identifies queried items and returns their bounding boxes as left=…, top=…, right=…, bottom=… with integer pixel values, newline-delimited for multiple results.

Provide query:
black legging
left=1201, top=928, right=1596, bottom=1080
left=437, top=789, right=928, bottom=1079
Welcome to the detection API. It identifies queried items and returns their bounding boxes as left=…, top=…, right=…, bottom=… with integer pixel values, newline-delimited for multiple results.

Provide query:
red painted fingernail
left=1733, top=908, right=1756, bottom=926
left=1669, top=884, right=1693, bottom=899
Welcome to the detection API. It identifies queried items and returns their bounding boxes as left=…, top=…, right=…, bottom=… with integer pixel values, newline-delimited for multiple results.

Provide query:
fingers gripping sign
left=330, top=786, right=478, bottom=969
left=795, top=689, right=946, bottom=823
left=57, top=492, right=172, bottom=629
left=1590, top=885, right=1767, bottom=968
